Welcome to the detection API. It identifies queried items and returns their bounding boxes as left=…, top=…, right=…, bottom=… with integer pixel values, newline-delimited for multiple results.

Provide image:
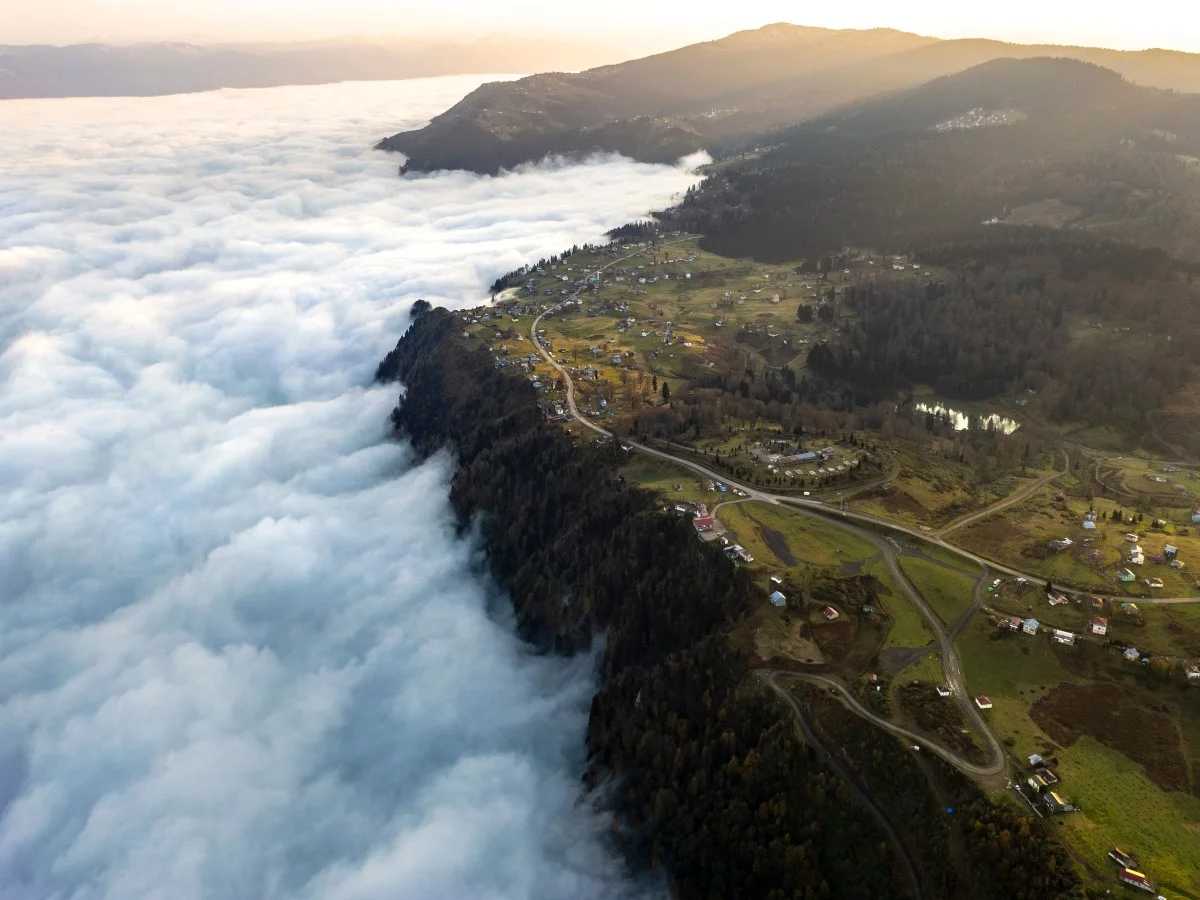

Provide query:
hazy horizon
left=4, top=1, right=1200, bottom=55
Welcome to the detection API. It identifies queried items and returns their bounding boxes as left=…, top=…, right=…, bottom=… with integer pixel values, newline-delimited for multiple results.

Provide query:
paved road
left=527, top=308, right=1194, bottom=606
left=764, top=675, right=926, bottom=899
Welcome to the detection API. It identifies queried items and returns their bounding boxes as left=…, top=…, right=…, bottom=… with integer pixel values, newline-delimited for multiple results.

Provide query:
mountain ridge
left=378, top=24, right=1200, bottom=174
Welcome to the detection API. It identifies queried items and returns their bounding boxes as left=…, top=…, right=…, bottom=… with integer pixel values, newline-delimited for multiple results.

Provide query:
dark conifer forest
left=376, top=306, right=1084, bottom=899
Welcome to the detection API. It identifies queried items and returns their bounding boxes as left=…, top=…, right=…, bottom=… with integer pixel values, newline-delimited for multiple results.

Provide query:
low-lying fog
left=0, top=75, right=702, bottom=899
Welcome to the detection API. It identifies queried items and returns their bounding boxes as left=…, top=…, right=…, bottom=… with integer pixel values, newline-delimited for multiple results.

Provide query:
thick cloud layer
left=0, top=77, right=700, bottom=899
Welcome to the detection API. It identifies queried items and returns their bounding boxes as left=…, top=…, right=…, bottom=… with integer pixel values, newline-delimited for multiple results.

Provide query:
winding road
left=525, top=240, right=1194, bottom=788
left=764, top=675, right=926, bottom=899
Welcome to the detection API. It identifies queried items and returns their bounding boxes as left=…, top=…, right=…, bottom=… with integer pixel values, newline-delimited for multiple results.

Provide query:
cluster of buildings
left=1021, top=754, right=1076, bottom=815
left=1108, top=847, right=1157, bottom=894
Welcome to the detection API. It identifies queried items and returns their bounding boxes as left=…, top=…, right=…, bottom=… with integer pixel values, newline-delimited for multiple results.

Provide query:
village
left=452, top=232, right=1200, bottom=897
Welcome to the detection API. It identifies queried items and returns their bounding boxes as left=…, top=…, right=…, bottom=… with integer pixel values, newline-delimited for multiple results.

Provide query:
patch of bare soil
left=1031, top=681, right=1189, bottom=792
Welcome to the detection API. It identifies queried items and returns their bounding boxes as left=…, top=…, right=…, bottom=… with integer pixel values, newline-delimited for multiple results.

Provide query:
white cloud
left=0, top=76, right=695, bottom=899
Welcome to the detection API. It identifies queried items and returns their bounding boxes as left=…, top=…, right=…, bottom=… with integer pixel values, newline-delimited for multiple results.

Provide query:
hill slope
left=379, top=25, right=1200, bottom=174
left=669, top=57, right=1200, bottom=262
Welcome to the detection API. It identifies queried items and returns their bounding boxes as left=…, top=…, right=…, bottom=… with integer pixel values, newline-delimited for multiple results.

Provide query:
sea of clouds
left=0, top=76, right=703, bottom=899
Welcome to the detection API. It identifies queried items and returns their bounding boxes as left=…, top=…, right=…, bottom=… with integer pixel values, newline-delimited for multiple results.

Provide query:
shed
left=1082, top=520, right=1097, bottom=531
left=1107, top=847, right=1138, bottom=868
left=822, top=606, right=840, bottom=621
left=1118, top=868, right=1156, bottom=893
left=769, top=591, right=787, bottom=608
left=975, top=696, right=993, bottom=710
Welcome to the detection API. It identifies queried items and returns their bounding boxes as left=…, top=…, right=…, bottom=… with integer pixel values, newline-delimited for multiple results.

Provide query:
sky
left=3, top=0, right=1200, bottom=53
left=0, top=76, right=699, bottom=898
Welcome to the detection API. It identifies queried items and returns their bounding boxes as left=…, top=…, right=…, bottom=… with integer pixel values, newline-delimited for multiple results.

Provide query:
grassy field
left=849, top=442, right=1057, bottom=530
left=1056, top=738, right=1200, bottom=899
left=956, top=614, right=1071, bottom=745
left=955, top=611, right=1200, bottom=895
left=618, top=453, right=711, bottom=506
left=952, top=490, right=1200, bottom=597
left=864, top=559, right=935, bottom=649
left=900, top=555, right=978, bottom=626
left=717, top=501, right=879, bottom=571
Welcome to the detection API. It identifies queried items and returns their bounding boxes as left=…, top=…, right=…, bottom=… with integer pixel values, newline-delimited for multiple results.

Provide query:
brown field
left=1031, top=681, right=1190, bottom=792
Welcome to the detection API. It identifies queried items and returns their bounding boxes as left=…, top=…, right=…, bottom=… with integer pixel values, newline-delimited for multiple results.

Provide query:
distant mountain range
left=0, top=38, right=626, bottom=100
left=378, top=23, right=1200, bottom=174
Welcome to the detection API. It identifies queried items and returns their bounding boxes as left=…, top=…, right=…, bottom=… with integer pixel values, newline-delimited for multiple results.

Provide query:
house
left=1082, top=519, right=1097, bottom=531
left=1048, top=538, right=1074, bottom=551
left=975, top=696, right=993, bottom=710
left=692, top=515, right=715, bottom=532
left=1107, top=847, right=1138, bottom=869
left=1044, top=791, right=1069, bottom=813
left=1047, top=592, right=1069, bottom=606
left=1051, top=629, right=1076, bottom=646
left=1117, top=868, right=1157, bottom=893
left=1130, top=545, right=1145, bottom=565
left=822, top=606, right=840, bottom=621
left=1090, top=617, right=1109, bottom=635
left=1124, top=647, right=1141, bottom=662
left=1119, top=601, right=1140, bottom=616
left=1028, top=753, right=1045, bottom=767
left=1035, top=766, right=1059, bottom=785
left=769, top=591, right=787, bottom=608
left=1125, top=533, right=1141, bottom=543
left=1022, top=618, right=1040, bottom=635
left=1164, top=544, right=1179, bottom=561
left=1145, top=577, right=1164, bottom=589
left=1088, top=596, right=1106, bottom=610
left=1192, top=511, right=1200, bottom=524
left=1118, top=568, right=1137, bottom=583
left=736, top=548, right=753, bottom=563
left=1008, top=615, right=1024, bottom=631
left=1186, top=664, right=1200, bottom=683
left=1027, top=775, right=1047, bottom=793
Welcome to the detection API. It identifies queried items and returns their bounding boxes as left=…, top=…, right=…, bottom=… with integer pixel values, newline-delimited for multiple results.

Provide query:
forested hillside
left=376, top=304, right=1084, bottom=898
left=670, top=59, right=1200, bottom=263
left=378, top=26, right=1200, bottom=174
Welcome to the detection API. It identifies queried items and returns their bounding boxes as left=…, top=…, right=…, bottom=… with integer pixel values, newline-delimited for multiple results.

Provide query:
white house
left=1130, top=545, right=1145, bottom=565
